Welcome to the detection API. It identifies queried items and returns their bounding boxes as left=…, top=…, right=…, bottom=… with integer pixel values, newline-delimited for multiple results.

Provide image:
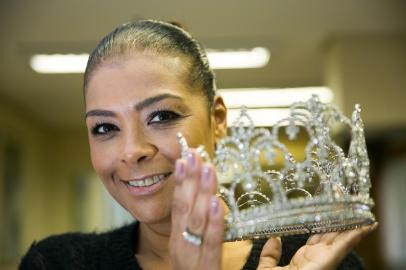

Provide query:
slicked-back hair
left=84, top=20, right=216, bottom=108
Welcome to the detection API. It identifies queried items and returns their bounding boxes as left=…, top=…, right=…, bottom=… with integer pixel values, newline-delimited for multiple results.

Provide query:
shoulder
left=19, top=222, right=137, bottom=270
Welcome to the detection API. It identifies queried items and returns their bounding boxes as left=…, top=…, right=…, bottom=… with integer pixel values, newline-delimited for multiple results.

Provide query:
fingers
left=170, top=149, right=223, bottom=270
left=325, top=226, right=370, bottom=267
left=187, top=164, right=217, bottom=237
left=171, top=159, right=188, bottom=238
left=171, top=150, right=204, bottom=238
left=304, top=222, right=379, bottom=269
left=307, top=233, right=322, bottom=245
left=333, top=222, right=378, bottom=254
left=170, top=159, right=188, bottom=266
left=286, top=224, right=378, bottom=270
left=320, top=231, right=340, bottom=245
left=200, top=196, right=224, bottom=268
left=307, top=222, right=378, bottom=247
left=183, top=150, right=204, bottom=221
left=257, top=237, right=282, bottom=269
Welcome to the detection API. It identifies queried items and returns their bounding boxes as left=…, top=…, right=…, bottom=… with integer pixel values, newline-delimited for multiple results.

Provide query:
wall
left=325, top=34, right=406, bottom=131
left=324, top=34, right=406, bottom=270
left=0, top=98, right=92, bottom=269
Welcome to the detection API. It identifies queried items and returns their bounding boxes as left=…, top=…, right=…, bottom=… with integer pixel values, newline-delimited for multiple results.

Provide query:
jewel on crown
left=177, top=95, right=375, bottom=241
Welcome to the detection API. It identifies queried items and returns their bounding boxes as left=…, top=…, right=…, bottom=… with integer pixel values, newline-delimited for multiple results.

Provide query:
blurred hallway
left=0, top=1, right=405, bottom=269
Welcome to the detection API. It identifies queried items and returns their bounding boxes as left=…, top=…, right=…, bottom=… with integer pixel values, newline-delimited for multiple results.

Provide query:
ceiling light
left=227, top=108, right=291, bottom=127
left=218, top=87, right=333, bottom=108
left=207, top=47, right=270, bottom=69
left=30, top=54, right=88, bottom=73
left=29, top=47, right=270, bottom=73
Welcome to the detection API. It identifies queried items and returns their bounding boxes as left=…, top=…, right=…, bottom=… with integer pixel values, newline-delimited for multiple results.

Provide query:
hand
left=258, top=223, right=378, bottom=270
left=169, top=149, right=224, bottom=270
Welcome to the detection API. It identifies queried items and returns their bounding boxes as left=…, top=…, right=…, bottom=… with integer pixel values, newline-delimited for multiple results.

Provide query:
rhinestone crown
left=178, top=95, right=375, bottom=241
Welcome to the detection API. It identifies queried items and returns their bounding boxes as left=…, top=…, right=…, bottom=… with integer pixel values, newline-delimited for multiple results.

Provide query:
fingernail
left=187, top=151, right=195, bottom=168
left=176, top=160, right=185, bottom=178
left=201, top=165, right=211, bottom=185
left=369, top=222, right=379, bottom=232
left=211, top=196, right=219, bottom=214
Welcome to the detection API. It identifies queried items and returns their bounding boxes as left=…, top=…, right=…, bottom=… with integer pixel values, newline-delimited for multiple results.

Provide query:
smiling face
left=85, top=53, right=226, bottom=225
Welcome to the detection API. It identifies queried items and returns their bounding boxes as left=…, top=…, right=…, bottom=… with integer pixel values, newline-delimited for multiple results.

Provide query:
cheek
left=150, top=130, right=183, bottom=160
left=178, top=125, right=215, bottom=156
left=89, top=140, right=117, bottom=179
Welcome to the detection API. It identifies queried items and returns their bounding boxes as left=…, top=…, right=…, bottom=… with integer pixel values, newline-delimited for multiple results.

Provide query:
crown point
left=286, top=120, right=300, bottom=140
left=178, top=94, right=375, bottom=241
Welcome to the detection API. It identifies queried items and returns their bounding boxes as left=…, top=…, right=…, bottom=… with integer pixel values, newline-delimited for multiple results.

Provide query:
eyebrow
left=134, top=93, right=183, bottom=111
left=85, top=93, right=183, bottom=119
left=85, top=110, right=116, bottom=119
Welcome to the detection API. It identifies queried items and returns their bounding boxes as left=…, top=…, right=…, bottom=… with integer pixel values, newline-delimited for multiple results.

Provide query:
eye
left=148, top=110, right=181, bottom=124
left=91, top=123, right=119, bottom=135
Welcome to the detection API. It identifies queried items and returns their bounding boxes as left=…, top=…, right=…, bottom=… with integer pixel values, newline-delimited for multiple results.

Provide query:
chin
left=106, top=175, right=176, bottom=225
left=124, top=196, right=173, bottom=225
left=128, top=208, right=171, bottom=225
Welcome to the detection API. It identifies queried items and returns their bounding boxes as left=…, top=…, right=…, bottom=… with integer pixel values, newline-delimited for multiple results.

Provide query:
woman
left=20, top=20, right=376, bottom=270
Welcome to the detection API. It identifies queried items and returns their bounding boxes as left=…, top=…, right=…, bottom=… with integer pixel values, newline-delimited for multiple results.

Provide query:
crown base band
left=224, top=218, right=375, bottom=242
left=224, top=197, right=374, bottom=241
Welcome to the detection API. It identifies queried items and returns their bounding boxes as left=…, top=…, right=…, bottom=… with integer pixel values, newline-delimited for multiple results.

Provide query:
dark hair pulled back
left=84, top=20, right=216, bottom=108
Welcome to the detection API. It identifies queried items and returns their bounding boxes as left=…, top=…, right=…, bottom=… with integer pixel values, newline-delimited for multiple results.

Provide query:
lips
left=127, top=173, right=170, bottom=187
left=121, top=172, right=172, bottom=196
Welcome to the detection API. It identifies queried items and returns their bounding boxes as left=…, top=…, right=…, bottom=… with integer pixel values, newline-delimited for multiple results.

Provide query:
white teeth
left=128, top=174, right=168, bottom=187
left=145, top=178, right=153, bottom=186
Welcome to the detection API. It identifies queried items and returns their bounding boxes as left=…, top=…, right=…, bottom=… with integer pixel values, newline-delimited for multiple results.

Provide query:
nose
left=120, top=128, right=157, bottom=165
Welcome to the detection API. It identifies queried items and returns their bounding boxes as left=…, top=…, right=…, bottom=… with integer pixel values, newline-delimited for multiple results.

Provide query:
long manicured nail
left=211, top=196, right=219, bottom=214
left=201, top=165, right=211, bottom=185
left=187, top=151, right=196, bottom=168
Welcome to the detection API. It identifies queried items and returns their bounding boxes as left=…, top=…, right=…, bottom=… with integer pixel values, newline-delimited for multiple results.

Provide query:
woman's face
left=85, top=53, right=226, bottom=224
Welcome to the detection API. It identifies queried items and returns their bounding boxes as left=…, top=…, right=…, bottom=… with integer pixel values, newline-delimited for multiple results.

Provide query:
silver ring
left=182, top=227, right=203, bottom=246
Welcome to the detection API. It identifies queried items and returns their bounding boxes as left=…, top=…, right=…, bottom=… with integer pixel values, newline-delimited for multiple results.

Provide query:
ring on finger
left=182, top=227, right=203, bottom=246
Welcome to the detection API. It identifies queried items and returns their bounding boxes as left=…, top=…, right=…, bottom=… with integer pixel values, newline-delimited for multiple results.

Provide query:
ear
left=211, top=95, right=227, bottom=144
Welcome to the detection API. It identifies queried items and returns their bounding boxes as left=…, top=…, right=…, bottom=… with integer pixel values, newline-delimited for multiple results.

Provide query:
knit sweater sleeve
left=19, top=233, right=89, bottom=270
left=19, top=242, right=48, bottom=270
left=18, top=223, right=141, bottom=270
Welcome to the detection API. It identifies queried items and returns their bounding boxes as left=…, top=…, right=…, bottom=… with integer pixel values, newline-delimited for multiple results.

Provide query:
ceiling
left=0, top=0, right=405, bottom=130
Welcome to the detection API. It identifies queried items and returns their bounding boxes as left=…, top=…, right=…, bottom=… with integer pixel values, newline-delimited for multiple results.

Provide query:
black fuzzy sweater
left=19, top=222, right=364, bottom=269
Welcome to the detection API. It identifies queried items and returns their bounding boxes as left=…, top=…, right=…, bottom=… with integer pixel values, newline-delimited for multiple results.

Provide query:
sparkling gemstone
left=176, top=94, right=374, bottom=242
left=243, top=181, right=255, bottom=191
left=286, top=121, right=299, bottom=140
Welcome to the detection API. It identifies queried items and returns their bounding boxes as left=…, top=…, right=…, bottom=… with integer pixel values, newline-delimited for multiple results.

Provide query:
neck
left=135, top=200, right=230, bottom=264
left=137, top=219, right=172, bottom=261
